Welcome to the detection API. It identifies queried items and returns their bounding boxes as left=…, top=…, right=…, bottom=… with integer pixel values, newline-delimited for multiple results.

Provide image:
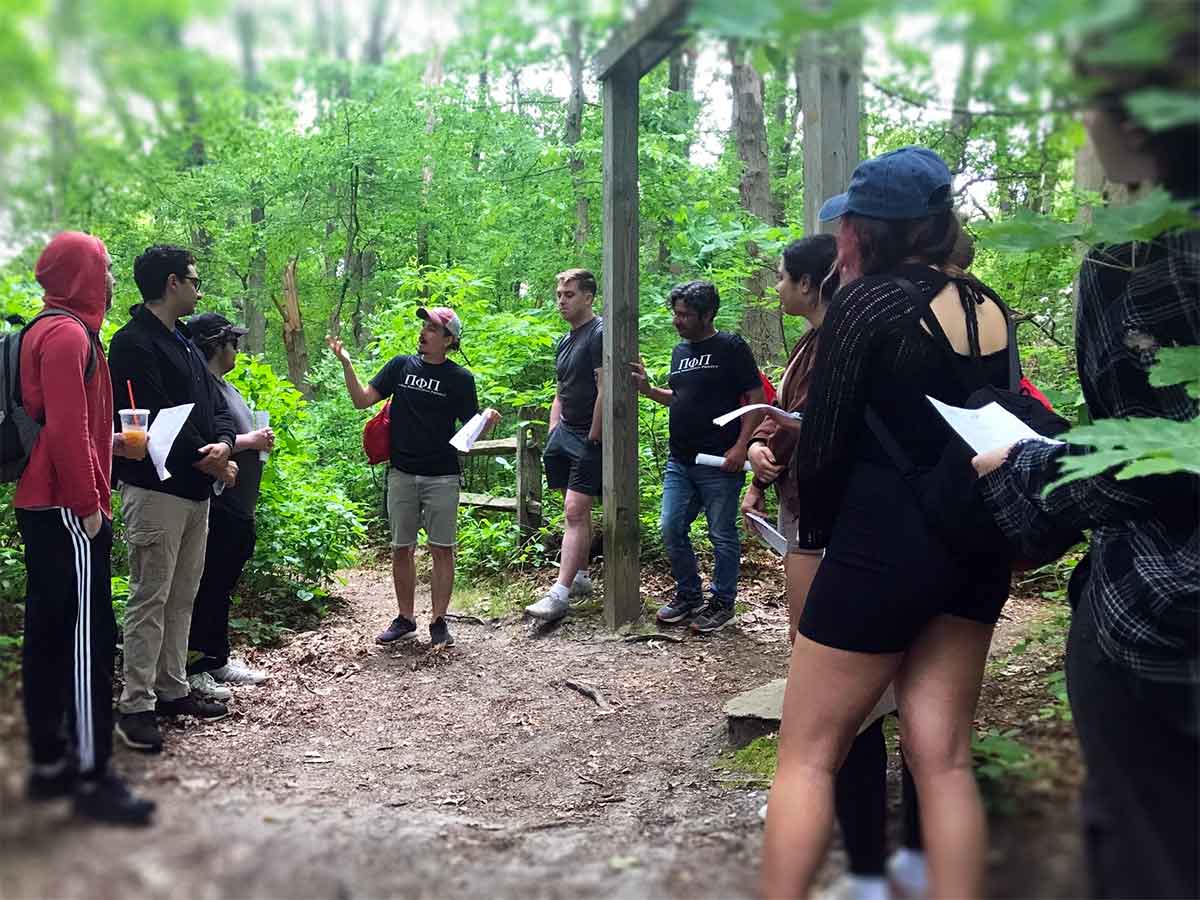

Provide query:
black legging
left=835, top=716, right=922, bottom=876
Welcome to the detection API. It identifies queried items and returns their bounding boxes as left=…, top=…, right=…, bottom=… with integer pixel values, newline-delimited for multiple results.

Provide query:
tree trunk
left=728, top=40, right=783, bottom=366
left=274, top=258, right=311, bottom=397
left=363, top=0, right=391, bottom=66
left=769, top=49, right=800, bottom=226
left=565, top=17, right=589, bottom=249
left=417, top=47, right=444, bottom=273
left=947, top=37, right=977, bottom=172
left=660, top=46, right=697, bottom=269
left=236, top=5, right=267, bottom=354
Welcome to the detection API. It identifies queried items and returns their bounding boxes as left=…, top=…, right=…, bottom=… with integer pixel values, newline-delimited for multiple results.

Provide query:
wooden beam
left=600, top=55, right=642, bottom=629
left=593, top=0, right=692, bottom=80
left=800, top=27, right=863, bottom=236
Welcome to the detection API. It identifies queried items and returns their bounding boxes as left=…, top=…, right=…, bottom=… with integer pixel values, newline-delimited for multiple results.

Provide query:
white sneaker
left=815, top=875, right=888, bottom=900
left=886, top=848, right=928, bottom=899
left=211, top=658, right=269, bottom=685
left=189, top=671, right=233, bottom=701
left=569, top=573, right=593, bottom=598
left=525, top=590, right=570, bottom=621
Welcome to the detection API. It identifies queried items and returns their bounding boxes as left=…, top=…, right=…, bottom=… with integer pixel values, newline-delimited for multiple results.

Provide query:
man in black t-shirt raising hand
left=328, top=307, right=499, bottom=648
left=526, top=269, right=604, bottom=622
left=632, top=281, right=763, bottom=633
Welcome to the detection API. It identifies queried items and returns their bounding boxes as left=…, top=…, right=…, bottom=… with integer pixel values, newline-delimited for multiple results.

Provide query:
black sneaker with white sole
left=656, top=594, right=705, bottom=624
left=115, top=711, right=164, bottom=753
left=429, top=617, right=455, bottom=647
left=74, top=773, right=156, bottom=826
left=377, top=615, right=418, bottom=644
left=155, top=691, right=229, bottom=720
left=690, top=601, right=735, bottom=634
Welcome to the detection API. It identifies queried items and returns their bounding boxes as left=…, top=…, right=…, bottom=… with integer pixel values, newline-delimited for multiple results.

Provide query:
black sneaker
left=74, top=773, right=156, bottom=826
left=376, top=615, right=418, bottom=644
left=691, top=601, right=735, bottom=634
left=155, top=691, right=229, bottom=720
left=429, top=617, right=455, bottom=647
left=27, top=760, right=76, bottom=801
left=656, top=594, right=705, bottom=624
left=116, top=711, right=164, bottom=753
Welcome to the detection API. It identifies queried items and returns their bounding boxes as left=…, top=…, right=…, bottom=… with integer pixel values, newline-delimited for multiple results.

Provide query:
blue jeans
left=660, top=457, right=745, bottom=606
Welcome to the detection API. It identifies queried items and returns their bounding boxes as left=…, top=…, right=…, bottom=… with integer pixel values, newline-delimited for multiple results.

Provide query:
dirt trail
left=0, top=564, right=1084, bottom=899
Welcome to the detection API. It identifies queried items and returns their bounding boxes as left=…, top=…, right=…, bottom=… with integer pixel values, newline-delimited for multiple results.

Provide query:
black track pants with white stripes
left=18, top=507, right=115, bottom=778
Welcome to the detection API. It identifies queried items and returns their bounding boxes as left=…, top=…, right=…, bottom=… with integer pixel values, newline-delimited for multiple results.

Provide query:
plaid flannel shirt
left=981, top=232, right=1200, bottom=684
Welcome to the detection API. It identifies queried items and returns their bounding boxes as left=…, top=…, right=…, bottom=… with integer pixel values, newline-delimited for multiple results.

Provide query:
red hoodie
left=14, top=232, right=113, bottom=519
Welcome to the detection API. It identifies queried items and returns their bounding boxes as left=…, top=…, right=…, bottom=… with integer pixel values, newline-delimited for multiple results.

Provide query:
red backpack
left=362, top=400, right=391, bottom=464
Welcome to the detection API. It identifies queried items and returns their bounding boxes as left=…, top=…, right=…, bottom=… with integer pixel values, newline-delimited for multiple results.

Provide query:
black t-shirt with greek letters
left=666, top=331, right=760, bottom=462
left=370, top=355, right=479, bottom=476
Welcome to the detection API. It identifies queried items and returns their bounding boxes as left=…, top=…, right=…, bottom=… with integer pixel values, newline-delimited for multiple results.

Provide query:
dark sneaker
left=74, top=773, right=156, bottom=826
left=27, top=761, right=76, bottom=801
left=155, top=691, right=229, bottom=720
left=115, top=711, right=164, bottom=753
left=691, top=601, right=735, bottom=634
left=656, top=594, right=705, bottom=625
left=429, top=617, right=455, bottom=648
left=377, top=615, right=418, bottom=644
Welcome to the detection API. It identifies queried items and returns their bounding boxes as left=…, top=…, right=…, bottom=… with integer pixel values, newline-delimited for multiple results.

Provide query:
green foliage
left=1149, top=346, right=1200, bottom=399
left=973, top=728, right=1038, bottom=815
left=716, top=734, right=779, bottom=787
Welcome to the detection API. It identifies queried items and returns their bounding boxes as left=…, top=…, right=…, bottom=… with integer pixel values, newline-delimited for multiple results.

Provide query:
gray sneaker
left=211, top=658, right=269, bottom=685
left=525, top=590, right=570, bottom=621
left=188, top=671, right=232, bottom=701
left=656, top=594, right=705, bottom=624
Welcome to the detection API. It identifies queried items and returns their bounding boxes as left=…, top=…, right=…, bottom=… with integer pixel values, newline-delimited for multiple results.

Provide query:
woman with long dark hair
left=746, top=235, right=926, bottom=900
left=760, top=146, right=1013, bottom=898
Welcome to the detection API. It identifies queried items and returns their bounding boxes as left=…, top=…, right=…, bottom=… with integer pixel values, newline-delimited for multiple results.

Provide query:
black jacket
left=109, top=304, right=236, bottom=501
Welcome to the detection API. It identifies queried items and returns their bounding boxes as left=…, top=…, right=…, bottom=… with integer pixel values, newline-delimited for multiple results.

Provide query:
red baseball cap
left=416, top=306, right=462, bottom=339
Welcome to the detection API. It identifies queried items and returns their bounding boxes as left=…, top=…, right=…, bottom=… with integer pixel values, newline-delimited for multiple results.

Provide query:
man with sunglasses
left=108, top=245, right=238, bottom=754
left=183, top=313, right=274, bottom=701
left=328, top=307, right=499, bottom=648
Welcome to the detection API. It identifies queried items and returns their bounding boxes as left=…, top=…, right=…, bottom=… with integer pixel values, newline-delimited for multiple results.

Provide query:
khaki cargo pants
left=117, top=485, right=210, bottom=714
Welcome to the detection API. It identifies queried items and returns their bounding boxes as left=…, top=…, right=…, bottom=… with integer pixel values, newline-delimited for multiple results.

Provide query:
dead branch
left=622, top=633, right=684, bottom=644
left=561, top=679, right=613, bottom=713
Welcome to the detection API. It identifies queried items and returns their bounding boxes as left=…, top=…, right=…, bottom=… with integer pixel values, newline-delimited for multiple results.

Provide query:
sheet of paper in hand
left=712, top=403, right=803, bottom=428
left=449, top=412, right=488, bottom=453
left=147, top=403, right=195, bottom=482
left=745, top=511, right=789, bottom=557
left=926, top=396, right=1063, bottom=456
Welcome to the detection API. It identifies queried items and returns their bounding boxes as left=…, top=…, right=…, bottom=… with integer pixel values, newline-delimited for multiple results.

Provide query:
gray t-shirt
left=212, top=377, right=263, bottom=521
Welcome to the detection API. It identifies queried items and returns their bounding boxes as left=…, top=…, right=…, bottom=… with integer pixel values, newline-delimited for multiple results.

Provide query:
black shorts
left=798, top=460, right=1010, bottom=654
left=543, top=425, right=603, bottom=497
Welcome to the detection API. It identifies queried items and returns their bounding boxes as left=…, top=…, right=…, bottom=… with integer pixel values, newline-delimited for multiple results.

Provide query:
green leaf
left=1148, top=346, right=1200, bottom=399
left=1047, top=416, right=1200, bottom=492
left=1126, top=89, right=1200, bottom=132
left=1086, top=188, right=1199, bottom=245
left=975, top=211, right=1084, bottom=253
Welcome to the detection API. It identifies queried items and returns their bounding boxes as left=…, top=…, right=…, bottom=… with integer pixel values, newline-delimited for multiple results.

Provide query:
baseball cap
left=818, top=146, right=953, bottom=222
left=417, top=306, right=462, bottom=339
left=188, top=312, right=248, bottom=345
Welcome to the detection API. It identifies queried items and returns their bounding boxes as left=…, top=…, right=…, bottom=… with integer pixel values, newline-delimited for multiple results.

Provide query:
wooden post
left=516, top=419, right=543, bottom=537
left=799, top=27, right=862, bottom=236
left=600, top=55, right=642, bottom=628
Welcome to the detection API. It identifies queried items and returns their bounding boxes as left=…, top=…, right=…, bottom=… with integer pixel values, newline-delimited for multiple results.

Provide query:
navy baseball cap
left=818, top=146, right=953, bottom=222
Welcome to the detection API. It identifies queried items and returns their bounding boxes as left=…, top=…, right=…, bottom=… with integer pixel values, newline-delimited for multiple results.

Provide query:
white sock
left=841, top=875, right=888, bottom=900
left=549, top=583, right=569, bottom=602
left=888, top=848, right=928, bottom=891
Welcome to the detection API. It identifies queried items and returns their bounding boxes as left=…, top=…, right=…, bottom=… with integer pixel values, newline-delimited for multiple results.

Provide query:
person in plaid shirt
left=973, top=11, right=1198, bottom=896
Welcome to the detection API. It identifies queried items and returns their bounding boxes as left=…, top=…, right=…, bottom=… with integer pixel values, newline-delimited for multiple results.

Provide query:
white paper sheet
left=147, top=403, right=194, bottom=482
left=695, top=453, right=753, bottom=472
left=712, top=403, right=802, bottom=428
left=449, top=412, right=488, bottom=453
left=926, top=396, right=1062, bottom=456
left=745, top=511, right=789, bottom=558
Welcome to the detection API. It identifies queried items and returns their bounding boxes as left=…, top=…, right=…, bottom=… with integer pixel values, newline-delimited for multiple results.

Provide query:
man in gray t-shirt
left=185, top=313, right=275, bottom=696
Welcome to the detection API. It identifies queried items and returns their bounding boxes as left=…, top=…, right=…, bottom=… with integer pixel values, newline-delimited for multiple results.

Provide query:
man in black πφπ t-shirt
left=327, top=307, right=499, bottom=648
left=525, top=268, right=604, bottom=622
left=631, top=281, right=764, bottom=634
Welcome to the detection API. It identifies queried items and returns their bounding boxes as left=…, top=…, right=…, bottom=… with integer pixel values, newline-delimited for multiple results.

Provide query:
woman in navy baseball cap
left=761, top=147, right=1015, bottom=900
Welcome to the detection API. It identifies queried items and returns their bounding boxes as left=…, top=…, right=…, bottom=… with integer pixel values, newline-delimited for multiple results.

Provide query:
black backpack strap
left=22, top=310, right=98, bottom=382
left=864, top=405, right=917, bottom=478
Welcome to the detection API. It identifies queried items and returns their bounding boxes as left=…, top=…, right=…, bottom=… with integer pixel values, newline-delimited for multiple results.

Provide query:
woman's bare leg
left=894, top=615, right=995, bottom=900
left=761, top=635, right=902, bottom=898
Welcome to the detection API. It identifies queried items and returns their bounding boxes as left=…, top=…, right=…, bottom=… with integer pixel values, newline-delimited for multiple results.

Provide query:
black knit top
left=790, top=263, right=1010, bottom=549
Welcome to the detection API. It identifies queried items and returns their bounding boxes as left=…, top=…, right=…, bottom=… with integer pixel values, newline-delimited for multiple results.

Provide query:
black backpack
left=0, top=310, right=98, bottom=482
left=865, top=276, right=1080, bottom=570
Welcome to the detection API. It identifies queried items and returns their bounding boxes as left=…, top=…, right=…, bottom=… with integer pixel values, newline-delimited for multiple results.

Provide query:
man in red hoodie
left=14, top=231, right=155, bottom=825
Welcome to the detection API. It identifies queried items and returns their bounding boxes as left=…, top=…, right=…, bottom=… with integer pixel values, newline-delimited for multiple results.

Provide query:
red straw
left=126, top=379, right=136, bottom=411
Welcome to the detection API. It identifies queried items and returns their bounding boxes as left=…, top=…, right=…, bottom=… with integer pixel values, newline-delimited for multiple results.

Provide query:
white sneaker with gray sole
left=525, top=591, right=570, bottom=621
left=211, top=658, right=269, bottom=685
left=188, top=671, right=233, bottom=701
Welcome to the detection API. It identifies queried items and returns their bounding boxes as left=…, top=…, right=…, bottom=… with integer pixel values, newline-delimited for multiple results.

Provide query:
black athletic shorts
left=543, top=425, right=603, bottom=497
left=798, top=460, right=1010, bottom=654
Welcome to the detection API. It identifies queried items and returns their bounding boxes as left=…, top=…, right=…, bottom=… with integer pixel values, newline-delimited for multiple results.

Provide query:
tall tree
left=564, top=15, right=588, bottom=249
left=236, top=4, right=268, bottom=354
left=728, top=40, right=783, bottom=365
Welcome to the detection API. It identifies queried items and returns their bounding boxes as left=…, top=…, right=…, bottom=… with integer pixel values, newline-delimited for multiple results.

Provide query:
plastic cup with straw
left=118, top=380, right=149, bottom=459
